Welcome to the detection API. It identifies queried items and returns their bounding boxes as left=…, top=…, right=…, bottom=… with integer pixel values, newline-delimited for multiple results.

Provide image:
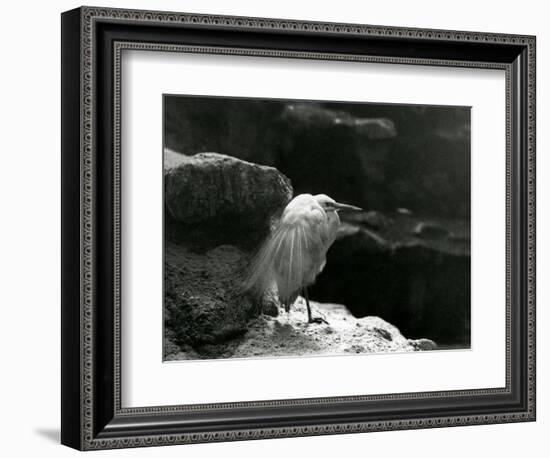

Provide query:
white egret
left=245, top=193, right=362, bottom=324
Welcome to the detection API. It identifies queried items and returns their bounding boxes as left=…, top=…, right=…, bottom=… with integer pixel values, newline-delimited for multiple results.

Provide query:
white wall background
left=0, top=0, right=546, bottom=456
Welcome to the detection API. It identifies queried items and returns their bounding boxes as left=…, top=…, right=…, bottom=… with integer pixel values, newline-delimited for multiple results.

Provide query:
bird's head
left=314, top=194, right=363, bottom=213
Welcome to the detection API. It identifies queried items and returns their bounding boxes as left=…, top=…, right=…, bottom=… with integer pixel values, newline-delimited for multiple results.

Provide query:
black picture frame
left=61, top=6, right=536, bottom=450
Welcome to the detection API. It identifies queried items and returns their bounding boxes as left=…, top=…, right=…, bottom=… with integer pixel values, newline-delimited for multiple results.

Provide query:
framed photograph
left=61, top=6, right=536, bottom=450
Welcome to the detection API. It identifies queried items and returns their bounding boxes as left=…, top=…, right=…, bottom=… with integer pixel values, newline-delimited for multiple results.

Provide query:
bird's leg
left=304, top=288, right=328, bottom=325
left=304, top=287, right=312, bottom=323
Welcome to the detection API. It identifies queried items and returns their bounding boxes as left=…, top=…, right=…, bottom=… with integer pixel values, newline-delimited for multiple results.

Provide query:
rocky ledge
left=164, top=298, right=436, bottom=360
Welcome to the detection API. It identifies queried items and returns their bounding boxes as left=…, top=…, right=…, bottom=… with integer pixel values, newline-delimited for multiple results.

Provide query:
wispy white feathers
left=244, top=194, right=340, bottom=312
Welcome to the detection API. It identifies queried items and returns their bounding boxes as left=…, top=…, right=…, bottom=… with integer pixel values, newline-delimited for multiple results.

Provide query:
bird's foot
left=308, top=316, right=328, bottom=325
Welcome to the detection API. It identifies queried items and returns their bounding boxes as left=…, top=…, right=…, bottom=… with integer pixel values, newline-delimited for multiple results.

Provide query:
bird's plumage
left=245, top=194, right=341, bottom=311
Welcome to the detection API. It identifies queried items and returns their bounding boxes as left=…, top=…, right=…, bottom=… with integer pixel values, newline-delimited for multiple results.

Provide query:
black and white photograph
left=163, top=95, right=471, bottom=361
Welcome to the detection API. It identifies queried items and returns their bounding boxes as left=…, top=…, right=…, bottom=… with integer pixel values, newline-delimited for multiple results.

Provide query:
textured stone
left=164, top=299, right=425, bottom=361
left=164, top=242, right=257, bottom=346
left=281, top=103, right=396, bottom=139
left=164, top=151, right=293, bottom=246
left=412, top=221, right=451, bottom=239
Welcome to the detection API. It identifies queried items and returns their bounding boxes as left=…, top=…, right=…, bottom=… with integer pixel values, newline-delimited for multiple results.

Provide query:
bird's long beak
left=331, top=201, right=363, bottom=211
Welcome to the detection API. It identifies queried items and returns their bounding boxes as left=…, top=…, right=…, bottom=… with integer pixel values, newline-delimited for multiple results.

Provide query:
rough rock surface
left=165, top=151, right=292, bottom=247
left=164, top=241, right=257, bottom=346
left=281, top=103, right=396, bottom=139
left=164, top=298, right=428, bottom=360
left=412, top=221, right=451, bottom=239
left=344, top=210, right=394, bottom=231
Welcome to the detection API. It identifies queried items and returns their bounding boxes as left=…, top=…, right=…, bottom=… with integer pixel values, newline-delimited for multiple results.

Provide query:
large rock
left=164, top=151, right=292, bottom=247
